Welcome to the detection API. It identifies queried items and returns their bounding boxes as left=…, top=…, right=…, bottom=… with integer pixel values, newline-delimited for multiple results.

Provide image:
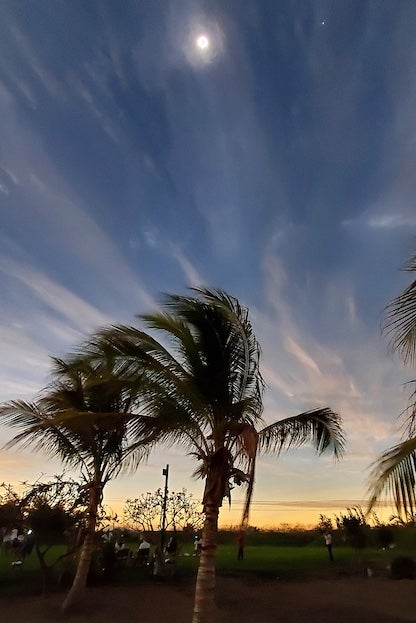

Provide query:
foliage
left=0, top=483, right=24, bottom=529
left=1, top=477, right=84, bottom=536
left=335, top=506, right=368, bottom=550
left=29, top=502, right=75, bottom=541
left=374, top=524, right=394, bottom=550
left=370, top=512, right=395, bottom=549
left=0, top=357, right=154, bottom=503
left=389, top=511, right=416, bottom=527
left=0, top=482, right=22, bottom=506
left=369, top=253, right=416, bottom=518
left=123, top=488, right=203, bottom=532
left=123, top=492, right=161, bottom=532
left=0, top=477, right=87, bottom=594
left=368, top=434, right=416, bottom=518
left=316, top=514, right=333, bottom=534
left=384, top=252, right=416, bottom=365
left=390, top=555, right=416, bottom=579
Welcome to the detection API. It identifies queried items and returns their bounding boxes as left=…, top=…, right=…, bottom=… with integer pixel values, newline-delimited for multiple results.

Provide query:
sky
left=1, top=0, right=416, bottom=528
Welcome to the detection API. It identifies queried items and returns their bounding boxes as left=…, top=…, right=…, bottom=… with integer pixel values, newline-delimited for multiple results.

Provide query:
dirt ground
left=0, top=576, right=415, bottom=623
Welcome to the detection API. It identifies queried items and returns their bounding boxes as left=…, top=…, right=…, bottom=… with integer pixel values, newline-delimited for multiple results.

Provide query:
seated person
left=136, top=537, right=151, bottom=564
left=115, top=537, right=130, bottom=560
left=20, top=531, right=35, bottom=560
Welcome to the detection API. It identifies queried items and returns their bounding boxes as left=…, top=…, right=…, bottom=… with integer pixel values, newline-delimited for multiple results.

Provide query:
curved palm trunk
left=62, top=483, right=100, bottom=612
left=192, top=500, right=219, bottom=623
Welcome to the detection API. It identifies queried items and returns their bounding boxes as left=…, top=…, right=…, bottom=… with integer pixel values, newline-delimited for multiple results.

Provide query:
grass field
left=176, top=542, right=412, bottom=580
left=1, top=536, right=414, bottom=598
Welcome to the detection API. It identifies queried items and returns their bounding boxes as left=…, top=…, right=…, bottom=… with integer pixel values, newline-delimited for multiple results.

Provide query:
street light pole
left=160, top=464, right=169, bottom=551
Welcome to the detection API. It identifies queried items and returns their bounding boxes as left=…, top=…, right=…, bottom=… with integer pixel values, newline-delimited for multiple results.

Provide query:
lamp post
left=160, top=464, right=169, bottom=551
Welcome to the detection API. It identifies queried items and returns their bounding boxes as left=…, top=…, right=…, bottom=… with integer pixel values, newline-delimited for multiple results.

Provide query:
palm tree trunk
left=192, top=500, right=219, bottom=623
left=62, top=483, right=100, bottom=612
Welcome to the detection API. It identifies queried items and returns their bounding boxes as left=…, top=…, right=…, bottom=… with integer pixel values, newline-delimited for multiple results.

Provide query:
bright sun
left=196, top=35, right=209, bottom=50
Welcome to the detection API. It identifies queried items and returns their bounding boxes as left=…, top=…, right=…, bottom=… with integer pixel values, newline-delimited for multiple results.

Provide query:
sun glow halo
left=196, top=35, right=209, bottom=50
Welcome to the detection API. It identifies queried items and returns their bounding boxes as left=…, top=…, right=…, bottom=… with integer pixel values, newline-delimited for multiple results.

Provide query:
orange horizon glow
left=103, top=498, right=397, bottom=531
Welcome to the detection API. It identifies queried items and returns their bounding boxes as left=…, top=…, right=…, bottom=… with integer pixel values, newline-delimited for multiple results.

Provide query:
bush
left=390, top=556, right=416, bottom=579
left=375, top=525, right=394, bottom=550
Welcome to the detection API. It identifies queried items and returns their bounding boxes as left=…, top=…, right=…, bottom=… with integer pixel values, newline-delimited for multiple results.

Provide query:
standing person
left=165, top=535, right=178, bottom=559
left=164, top=535, right=178, bottom=576
left=324, top=532, right=334, bottom=561
left=236, top=530, right=246, bottom=560
left=193, top=535, right=202, bottom=556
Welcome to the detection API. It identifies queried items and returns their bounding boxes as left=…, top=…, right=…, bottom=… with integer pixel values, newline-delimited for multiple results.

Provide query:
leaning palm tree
left=78, top=287, right=344, bottom=623
left=369, top=253, right=416, bottom=517
left=0, top=357, right=152, bottom=611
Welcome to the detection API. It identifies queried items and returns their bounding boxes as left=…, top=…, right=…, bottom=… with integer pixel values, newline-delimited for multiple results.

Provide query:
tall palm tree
left=369, top=253, right=416, bottom=517
left=0, top=357, right=152, bottom=611
left=79, top=288, right=344, bottom=623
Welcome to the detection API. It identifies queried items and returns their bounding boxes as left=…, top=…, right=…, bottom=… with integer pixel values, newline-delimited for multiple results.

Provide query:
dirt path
left=0, top=577, right=414, bottom=623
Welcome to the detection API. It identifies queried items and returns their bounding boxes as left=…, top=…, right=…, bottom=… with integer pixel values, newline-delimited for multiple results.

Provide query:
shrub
left=375, top=525, right=394, bottom=550
left=390, top=556, right=416, bottom=579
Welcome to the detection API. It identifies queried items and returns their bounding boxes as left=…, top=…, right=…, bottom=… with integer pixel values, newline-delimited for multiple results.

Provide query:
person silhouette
left=324, top=532, right=334, bottom=561
left=237, top=530, right=246, bottom=560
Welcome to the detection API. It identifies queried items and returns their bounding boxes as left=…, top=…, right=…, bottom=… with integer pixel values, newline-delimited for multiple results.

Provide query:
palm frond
left=233, top=425, right=258, bottom=527
left=401, top=380, right=416, bottom=438
left=149, top=288, right=264, bottom=424
left=0, top=400, right=88, bottom=470
left=74, top=325, right=188, bottom=381
left=140, top=312, right=200, bottom=371
left=368, top=437, right=416, bottom=517
left=405, top=254, right=416, bottom=272
left=258, top=408, right=345, bottom=459
left=384, top=254, right=416, bottom=365
left=0, top=352, right=156, bottom=486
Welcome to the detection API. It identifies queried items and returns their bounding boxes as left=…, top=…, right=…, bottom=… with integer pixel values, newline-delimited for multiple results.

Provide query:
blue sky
left=1, top=0, right=416, bottom=526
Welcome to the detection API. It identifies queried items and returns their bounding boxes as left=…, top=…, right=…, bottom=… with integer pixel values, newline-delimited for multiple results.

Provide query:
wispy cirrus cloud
left=0, top=259, right=112, bottom=410
left=0, top=61, right=154, bottom=317
left=343, top=212, right=416, bottom=229
left=170, top=246, right=205, bottom=287
left=253, top=247, right=406, bottom=499
left=0, top=256, right=110, bottom=332
left=368, top=214, right=416, bottom=229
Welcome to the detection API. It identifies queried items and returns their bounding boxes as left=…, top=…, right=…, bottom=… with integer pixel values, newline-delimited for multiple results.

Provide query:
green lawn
left=176, top=542, right=407, bottom=579
left=0, top=540, right=413, bottom=597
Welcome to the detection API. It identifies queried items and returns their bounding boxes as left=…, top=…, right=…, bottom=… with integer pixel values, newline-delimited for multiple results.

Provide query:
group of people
left=1, top=528, right=35, bottom=563
left=112, top=534, right=153, bottom=565
left=3, top=525, right=335, bottom=568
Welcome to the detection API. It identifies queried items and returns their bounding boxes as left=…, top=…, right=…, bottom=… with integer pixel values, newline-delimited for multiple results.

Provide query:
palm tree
left=79, top=288, right=344, bottom=623
left=0, top=357, right=152, bottom=611
left=369, top=253, right=416, bottom=517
